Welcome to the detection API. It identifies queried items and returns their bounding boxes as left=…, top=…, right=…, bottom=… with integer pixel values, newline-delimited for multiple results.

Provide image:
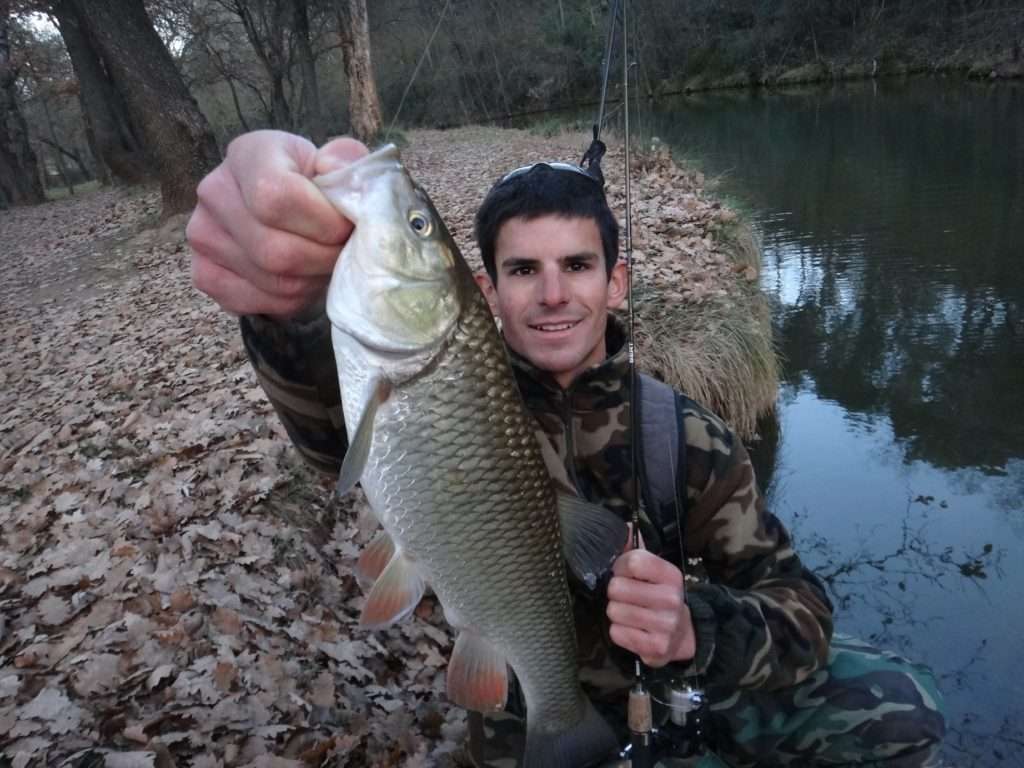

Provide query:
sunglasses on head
left=499, top=161, right=603, bottom=185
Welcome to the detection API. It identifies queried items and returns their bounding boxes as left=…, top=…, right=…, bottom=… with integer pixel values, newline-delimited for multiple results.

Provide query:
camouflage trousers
left=466, top=634, right=946, bottom=768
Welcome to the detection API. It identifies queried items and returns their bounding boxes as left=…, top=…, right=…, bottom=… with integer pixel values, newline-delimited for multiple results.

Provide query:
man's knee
left=705, top=634, right=946, bottom=766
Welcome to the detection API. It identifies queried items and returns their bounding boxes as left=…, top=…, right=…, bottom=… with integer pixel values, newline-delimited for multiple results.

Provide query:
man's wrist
left=670, top=590, right=716, bottom=677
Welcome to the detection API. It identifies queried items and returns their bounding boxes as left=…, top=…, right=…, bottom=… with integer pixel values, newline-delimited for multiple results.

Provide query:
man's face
left=476, top=214, right=626, bottom=389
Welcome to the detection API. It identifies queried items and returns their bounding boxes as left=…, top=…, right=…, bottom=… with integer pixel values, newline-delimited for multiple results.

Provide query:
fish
left=315, top=144, right=627, bottom=768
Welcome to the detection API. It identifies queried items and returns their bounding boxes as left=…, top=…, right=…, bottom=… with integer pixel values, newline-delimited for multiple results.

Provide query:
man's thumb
left=315, top=137, right=370, bottom=176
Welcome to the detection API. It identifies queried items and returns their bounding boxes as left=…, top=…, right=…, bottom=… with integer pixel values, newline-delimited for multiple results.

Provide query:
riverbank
left=0, top=126, right=775, bottom=764
left=655, top=44, right=1022, bottom=95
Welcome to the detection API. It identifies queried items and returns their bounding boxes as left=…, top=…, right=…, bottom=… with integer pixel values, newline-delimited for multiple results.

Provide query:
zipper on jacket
left=560, top=387, right=583, bottom=493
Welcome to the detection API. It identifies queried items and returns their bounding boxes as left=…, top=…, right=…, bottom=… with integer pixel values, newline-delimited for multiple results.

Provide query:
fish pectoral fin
left=354, top=530, right=396, bottom=590
left=557, top=493, right=629, bottom=593
left=359, top=550, right=426, bottom=629
left=336, top=376, right=393, bottom=497
left=447, top=631, right=509, bottom=713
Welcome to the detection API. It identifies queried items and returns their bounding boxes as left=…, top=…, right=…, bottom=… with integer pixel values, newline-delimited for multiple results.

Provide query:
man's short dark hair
left=474, top=164, right=619, bottom=283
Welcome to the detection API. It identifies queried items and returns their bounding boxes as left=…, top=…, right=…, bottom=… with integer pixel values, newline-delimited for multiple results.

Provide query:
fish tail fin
left=523, top=697, right=620, bottom=768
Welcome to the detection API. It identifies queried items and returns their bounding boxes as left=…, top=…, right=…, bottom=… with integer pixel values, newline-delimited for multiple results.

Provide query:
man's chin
left=525, top=350, right=582, bottom=380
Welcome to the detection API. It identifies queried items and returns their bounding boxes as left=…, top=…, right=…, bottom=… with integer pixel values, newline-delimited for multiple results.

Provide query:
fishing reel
left=610, top=676, right=709, bottom=768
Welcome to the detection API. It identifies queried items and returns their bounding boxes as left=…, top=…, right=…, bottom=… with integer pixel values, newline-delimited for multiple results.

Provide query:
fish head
left=317, top=144, right=461, bottom=358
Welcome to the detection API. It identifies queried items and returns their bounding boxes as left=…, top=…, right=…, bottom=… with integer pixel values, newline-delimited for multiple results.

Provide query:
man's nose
left=539, top=270, right=569, bottom=306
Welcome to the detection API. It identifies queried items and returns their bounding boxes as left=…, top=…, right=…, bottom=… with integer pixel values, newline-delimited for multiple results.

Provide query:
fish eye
left=408, top=210, right=433, bottom=237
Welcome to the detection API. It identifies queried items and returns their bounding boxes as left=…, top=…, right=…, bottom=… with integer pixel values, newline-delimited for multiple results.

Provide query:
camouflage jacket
left=239, top=310, right=833, bottom=699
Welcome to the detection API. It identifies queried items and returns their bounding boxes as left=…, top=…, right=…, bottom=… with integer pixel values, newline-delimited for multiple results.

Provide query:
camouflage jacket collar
left=507, top=314, right=631, bottom=415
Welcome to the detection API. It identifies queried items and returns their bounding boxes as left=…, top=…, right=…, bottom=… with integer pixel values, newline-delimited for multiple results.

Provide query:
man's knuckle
left=186, top=216, right=217, bottom=256
left=274, top=272, right=307, bottom=300
left=607, top=576, right=624, bottom=599
left=191, top=257, right=216, bottom=294
left=249, top=175, right=290, bottom=227
left=252, top=235, right=292, bottom=275
left=195, top=168, right=223, bottom=203
left=662, top=587, right=682, bottom=611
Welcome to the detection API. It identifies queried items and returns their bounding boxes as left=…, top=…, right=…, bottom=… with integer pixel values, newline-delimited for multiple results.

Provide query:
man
left=188, top=131, right=946, bottom=767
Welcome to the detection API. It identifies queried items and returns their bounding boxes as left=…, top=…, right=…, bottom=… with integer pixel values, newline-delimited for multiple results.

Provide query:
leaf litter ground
left=0, top=127, right=770, bottom=767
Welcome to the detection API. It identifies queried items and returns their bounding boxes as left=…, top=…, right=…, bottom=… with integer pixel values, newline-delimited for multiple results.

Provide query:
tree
left=49, top=0, right=149, bottom=184
left=337, top=0, right=381, bottom=143
left=0, top=7, right=45, bottom=205
left=59, top=0, right=221, bottom=215
left=226, top=0, right=292, bottom=128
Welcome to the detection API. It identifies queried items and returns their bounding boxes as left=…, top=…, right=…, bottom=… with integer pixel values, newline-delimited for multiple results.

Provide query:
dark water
left=640, top=80, right=1024, bottom=764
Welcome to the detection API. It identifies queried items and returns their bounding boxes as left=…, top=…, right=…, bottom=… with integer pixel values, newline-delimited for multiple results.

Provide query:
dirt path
left=0, top=127, right=772, bottom=766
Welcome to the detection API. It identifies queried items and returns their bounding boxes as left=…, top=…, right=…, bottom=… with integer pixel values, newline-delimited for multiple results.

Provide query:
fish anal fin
left=447, top=631, right=509, bottom=713
left=336, top=377, right=392, bottom=497
left=557, top=493, right=629, bottom=592
left=355, top=530, right=396, bottom=590
left=359, top=550, right=425, bottom=629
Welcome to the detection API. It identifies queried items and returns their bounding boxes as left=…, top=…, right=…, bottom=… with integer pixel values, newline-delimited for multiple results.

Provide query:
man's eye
left=510, top=266, right=534, bottom=276
left=567, top=261, right=588, bottom=272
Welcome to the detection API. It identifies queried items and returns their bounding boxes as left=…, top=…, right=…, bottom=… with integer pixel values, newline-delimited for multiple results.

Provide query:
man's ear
left=606, top=261, right=628, bottom=309
left=474, top=272, right=499, bottom=315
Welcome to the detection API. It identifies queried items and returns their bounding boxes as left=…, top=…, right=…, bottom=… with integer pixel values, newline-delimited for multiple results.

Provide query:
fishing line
left=384, top=0, right=452, bottom=143
left=594, top=0, right=621, bottom=144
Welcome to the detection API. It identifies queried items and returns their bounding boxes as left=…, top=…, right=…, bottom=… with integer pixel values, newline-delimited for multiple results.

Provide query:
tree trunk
left=293, top=0, right=325, bottom=144
left=50, top=0, right=150, bottom=184
left=337, top=0, right=382, bottom=144
left=0, top=11, right=45, bottom=205
left=235, top=0, right=292, bottom=130
left=41, top=97, right=74, bottom=195
left=39, top=135, right=92, bottom=182
left=65, top=0, right=221, bottom=216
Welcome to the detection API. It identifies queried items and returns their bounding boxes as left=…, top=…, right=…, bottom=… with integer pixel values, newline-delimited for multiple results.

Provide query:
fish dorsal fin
left=557, top=493, right=629, bottom=592
left=447, top=631, right=509, bottom=712
left=359, top=549, right=426, bottom=629
left=355, top=529, right=396, bottom=590
left=336, top=376, right=392, bottom=497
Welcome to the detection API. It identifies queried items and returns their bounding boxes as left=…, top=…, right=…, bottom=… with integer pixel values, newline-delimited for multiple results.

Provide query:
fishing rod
left=619, top=2, right=654, bottom=764
left=581, top=2, right=709, bottom=765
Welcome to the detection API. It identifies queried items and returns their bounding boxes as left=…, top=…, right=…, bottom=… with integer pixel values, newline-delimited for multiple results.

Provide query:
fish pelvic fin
left=523, top=695, right=620, bottom=768
left=336, top=376, right=392, bottom=497
left=557, top=493, right=629, bottom=593
left=355, top=529, right=396, bottom=590
left=447, top=631, right=509, bottom=713
left=359, top=550, right=425, bottom=629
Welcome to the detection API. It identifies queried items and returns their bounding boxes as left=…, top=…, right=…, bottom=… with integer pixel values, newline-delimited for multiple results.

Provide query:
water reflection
left=649, top=79, right=1024, bottom=478
left=638, top=79, right=1024, bottom=765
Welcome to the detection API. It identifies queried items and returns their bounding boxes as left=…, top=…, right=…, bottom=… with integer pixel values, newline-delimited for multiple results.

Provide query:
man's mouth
left=529, top=320, right=581, bottom=333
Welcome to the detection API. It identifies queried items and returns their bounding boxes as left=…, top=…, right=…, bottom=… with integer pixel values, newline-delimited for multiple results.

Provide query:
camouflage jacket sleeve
left=239, top=312, right=347, bottom=475
left=674, top=397, right=834, bottom=692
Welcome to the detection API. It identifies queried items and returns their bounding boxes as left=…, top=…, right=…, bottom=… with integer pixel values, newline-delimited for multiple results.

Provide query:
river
left=632, top=78, right=1022, bottom=765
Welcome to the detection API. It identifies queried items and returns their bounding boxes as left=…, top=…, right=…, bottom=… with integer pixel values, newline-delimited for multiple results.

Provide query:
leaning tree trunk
left=65, top=0, right=220, bottom=215
left=0, top=11, right=45, bottom=205
left=337, top=0, right=382, bottom=144
left=51, top=0, right=150, bottom=184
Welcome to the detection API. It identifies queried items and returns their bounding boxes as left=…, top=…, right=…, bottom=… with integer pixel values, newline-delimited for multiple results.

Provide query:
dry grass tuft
left=634, top=285, right=778, bottom=440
